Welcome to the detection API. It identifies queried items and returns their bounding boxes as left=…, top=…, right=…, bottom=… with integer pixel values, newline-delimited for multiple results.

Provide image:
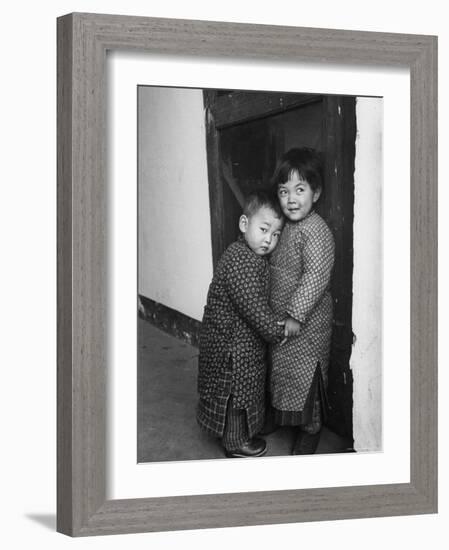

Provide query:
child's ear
left=239, top=215, right=248, bottom=233
left=312, top=187, right=322, bottom=203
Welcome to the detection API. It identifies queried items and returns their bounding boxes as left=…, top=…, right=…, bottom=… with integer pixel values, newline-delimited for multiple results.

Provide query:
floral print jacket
left=197, top=238, right=284, bottom=409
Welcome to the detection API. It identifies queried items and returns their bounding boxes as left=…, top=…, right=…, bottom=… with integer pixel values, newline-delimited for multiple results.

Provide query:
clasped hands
left=277, top=316, right=301, bottom=346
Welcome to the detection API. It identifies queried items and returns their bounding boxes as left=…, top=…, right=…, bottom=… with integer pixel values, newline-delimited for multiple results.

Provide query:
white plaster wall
left=352, top=98, right=383, bottom=451
left=138, top=86, right=213, bottom=321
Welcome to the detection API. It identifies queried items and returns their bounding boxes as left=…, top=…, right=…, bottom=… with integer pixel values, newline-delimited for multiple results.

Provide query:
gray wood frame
left=57, top=12, right=438, bottom=536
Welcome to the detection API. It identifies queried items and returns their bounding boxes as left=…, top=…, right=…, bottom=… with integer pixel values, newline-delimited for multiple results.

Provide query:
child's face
left=277, top=172, right=321, bottom=222
left=239, top=206, right=284, bottom=256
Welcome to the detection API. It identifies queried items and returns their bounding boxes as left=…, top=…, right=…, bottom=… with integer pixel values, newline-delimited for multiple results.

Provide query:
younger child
left=268, top=147, right=335, bottom=455
left=197, top=190, right=285, bottom=458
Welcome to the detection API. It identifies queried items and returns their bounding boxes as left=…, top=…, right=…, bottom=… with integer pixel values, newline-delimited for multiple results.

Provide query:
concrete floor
left=138, top=318, right=353, bottom=463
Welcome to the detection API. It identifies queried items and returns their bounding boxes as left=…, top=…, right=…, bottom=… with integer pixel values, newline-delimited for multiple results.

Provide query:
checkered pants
left=197, top=391, right=265, bottom=448
left=222, top=397, right=250, bottom=451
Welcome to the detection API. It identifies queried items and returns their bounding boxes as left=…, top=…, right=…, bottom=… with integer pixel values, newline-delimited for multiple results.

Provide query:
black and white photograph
left=137, top=86, right=383, bottom=463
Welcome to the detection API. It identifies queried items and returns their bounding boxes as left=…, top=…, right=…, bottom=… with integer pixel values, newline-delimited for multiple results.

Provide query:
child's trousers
left=222, top=396, right=249, bottom=450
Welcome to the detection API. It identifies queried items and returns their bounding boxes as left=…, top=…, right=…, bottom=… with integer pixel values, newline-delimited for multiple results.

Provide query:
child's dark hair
left=271, top=147, right=323, bottom=192
left=243, top=189, right=283, bottom=219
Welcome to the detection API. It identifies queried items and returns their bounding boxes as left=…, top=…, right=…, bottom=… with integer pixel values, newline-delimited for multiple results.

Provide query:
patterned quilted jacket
left=197, top=238, right=284, bottom=409
left=269, top=211, right=335, bottom=412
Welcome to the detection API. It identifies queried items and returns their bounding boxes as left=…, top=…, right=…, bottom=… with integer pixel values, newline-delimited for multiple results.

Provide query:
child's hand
left=277, top=320, right=288, bottom=346
left=284, top=316, right=301, bottom=338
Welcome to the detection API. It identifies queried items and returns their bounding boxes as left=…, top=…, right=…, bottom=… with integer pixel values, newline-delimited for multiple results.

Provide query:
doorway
left=203, top=89, right=356, bottom=442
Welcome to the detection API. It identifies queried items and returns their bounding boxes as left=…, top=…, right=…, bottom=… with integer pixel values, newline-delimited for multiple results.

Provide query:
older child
left=268, top=147, right=335, bottom=455
left=197, top=190, right=285, bottom=458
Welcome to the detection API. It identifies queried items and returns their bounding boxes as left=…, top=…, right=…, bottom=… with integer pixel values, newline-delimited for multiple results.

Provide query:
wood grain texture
left=57, top=13, right=74, bottom=536
left=409, top=36, right=438, bottom=508
left=57, top=12, right=438, bottom=536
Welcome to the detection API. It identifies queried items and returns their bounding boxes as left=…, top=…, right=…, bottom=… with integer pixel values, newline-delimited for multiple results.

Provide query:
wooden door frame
left=203, top=90, right=356, bottom=440
left=321, top=95, right=356, bottom=439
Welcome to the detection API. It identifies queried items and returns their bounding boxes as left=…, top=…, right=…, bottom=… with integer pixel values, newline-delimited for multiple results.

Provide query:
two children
left=197, top=147, right=335, bottom=458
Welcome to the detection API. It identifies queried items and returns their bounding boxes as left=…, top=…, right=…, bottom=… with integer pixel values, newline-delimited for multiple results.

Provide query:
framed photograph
left=136, top=85, right=363, bottom=465
left=57, top=12, right=437, bottom=536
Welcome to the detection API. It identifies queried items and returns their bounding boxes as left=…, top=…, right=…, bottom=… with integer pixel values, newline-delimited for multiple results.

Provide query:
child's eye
left=260, top=227, right=267, bottom=233
left=278, top=189, right=287, bottom=196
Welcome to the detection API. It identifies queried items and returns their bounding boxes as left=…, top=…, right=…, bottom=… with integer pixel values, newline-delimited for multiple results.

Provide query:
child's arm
left=226, top=257, right=284, bottom=344
left=288, top=224, right=335, bottom=323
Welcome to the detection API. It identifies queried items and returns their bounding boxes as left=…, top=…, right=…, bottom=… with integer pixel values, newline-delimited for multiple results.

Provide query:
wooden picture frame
left=57, top=12, right=437, bottom=536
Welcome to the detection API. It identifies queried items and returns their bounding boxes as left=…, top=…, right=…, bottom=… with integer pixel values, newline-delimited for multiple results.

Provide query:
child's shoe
left=225, top=437, right=267, bottom=458
left=259, top=409, right=278, bottom=436
left=291, top=430, right=321, bottom=455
